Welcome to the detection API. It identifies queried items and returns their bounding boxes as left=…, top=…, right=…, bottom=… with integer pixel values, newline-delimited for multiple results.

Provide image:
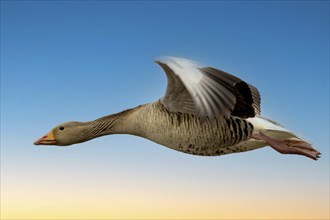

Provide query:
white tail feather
left=247, top=116, right=306, bottom=141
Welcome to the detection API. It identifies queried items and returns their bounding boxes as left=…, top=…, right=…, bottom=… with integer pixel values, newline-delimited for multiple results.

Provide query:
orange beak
left=34, top=130, right=56, bottom=145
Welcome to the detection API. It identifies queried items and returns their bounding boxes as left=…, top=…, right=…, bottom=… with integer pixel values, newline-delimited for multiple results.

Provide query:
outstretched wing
left=156, top=57, right=261, bottom=122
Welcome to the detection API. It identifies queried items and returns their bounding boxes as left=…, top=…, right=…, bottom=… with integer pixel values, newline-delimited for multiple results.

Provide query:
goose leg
left=252, top=132, right=321, bottom=160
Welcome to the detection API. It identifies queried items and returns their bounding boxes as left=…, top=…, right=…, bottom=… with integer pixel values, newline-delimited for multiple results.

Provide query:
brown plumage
left=34, top=57, right=320, bottom=160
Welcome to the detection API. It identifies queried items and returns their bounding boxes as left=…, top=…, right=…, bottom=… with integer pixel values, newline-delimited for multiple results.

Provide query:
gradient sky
left=1, top=1, right=329, bottom=219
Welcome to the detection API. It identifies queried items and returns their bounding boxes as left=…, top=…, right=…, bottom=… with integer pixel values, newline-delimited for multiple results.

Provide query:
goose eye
left=59, top=126, right=64, bottom=131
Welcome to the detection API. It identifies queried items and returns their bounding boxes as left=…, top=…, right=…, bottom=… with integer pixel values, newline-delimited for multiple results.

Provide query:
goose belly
left=139, top=109, right=256, bottom=156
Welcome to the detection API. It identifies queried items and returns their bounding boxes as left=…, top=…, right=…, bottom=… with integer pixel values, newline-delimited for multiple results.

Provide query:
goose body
left=113, top=101, right=257, bottom=156
left=34, top=57, right=320, bottom=160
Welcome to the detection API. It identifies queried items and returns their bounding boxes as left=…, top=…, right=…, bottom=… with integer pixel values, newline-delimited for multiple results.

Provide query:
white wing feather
left=156, top=57, right=259, bottom=121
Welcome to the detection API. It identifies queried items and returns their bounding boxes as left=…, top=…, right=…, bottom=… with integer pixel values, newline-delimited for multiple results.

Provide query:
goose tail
left=247, top=116, right=321, bottom=160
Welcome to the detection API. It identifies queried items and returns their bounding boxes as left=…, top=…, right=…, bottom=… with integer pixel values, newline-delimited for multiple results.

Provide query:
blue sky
left=1, top=1, right=329, bottom=219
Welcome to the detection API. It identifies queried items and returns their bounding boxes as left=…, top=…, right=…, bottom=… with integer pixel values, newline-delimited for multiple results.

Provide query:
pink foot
left=253, top=132, right=321, bottom=160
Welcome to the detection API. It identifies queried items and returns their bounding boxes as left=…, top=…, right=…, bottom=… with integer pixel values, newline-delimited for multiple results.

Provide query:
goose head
left=34, top=121, right=87, bottom=146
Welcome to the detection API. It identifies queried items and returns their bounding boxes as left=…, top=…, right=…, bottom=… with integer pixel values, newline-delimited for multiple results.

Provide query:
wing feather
left=156, top=57, right=261, bottom=122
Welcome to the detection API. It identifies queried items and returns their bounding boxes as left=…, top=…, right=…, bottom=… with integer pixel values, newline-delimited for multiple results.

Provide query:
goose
left=34, top=57, right=320, bottom=160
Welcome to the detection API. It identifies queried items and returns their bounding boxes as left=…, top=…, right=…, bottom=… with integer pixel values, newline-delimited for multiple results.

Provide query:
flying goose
left=34, top=57, right=320, bottom=160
